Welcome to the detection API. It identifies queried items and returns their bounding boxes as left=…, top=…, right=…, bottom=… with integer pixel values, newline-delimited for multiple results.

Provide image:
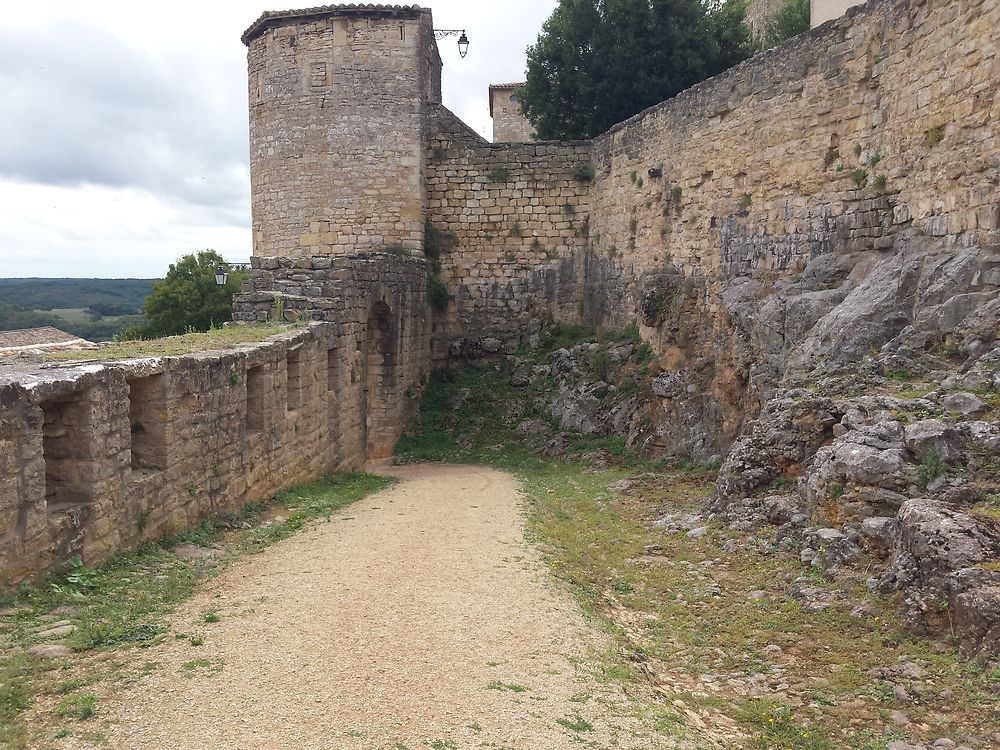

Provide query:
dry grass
left=41, top=324, right=296, bottom=362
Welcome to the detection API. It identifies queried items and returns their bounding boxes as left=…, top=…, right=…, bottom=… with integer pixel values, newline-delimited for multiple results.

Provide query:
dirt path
left=62, top=464, right=680, bottom=750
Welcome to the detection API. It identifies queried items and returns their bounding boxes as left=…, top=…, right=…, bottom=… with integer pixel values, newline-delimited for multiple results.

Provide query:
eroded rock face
left=713, top=393, right=841, bottom=505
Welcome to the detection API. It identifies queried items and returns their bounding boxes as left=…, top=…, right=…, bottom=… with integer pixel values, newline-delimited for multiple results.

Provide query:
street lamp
left=214, top=265, right=229, bottom=287
left=434, top=29, right=470, bottom=58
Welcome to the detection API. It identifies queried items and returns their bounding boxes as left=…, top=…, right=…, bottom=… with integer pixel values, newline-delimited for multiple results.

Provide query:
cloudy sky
left=0, top=0, right=557, bottom=279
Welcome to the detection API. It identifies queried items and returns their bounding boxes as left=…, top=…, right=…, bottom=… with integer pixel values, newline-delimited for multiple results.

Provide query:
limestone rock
left=941, top=392, right=985, bottom=416
left=28, top=644, right=73, bottom=659
left=903, top=419, right=965, bottom=464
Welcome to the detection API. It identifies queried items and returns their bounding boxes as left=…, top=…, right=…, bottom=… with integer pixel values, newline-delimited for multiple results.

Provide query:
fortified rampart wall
left=425, top=108, right=592, bottom=359
left=576, top=0, right=999, bottom=454
left=3, top=251, right=430, bottom=586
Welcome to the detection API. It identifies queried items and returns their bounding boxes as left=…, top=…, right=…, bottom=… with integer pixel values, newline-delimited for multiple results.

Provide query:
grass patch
left=179, top=658, right=224, bottom=678
left=556, top=714, right=594, bottom=732
left=486, top=680, right=528, bottom=693
left=42, top=324, right=294, bottom=362
left=55, top=693, right=96, bottom=721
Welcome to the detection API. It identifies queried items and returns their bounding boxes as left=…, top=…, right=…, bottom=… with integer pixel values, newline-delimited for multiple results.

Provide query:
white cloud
left=0, top=0, right=556, bottom=278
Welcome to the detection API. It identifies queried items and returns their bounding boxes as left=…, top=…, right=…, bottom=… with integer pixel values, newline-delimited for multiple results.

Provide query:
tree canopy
left=520, top=0, right=755, bottom=140
left=141, top=251, right=248, bottom=338
left=763, top=0, right=811, bottom=49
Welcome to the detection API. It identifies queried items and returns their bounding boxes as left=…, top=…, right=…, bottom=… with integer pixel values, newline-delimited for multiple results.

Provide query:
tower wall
left=245, top=7, right=440, bottom=257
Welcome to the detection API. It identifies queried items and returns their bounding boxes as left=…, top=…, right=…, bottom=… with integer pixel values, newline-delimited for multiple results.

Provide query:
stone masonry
left=489, top=83, right=533, bottom=143
left=0, top=323, right=426, bottom=586
left=243, top=5, right=440, bottom=255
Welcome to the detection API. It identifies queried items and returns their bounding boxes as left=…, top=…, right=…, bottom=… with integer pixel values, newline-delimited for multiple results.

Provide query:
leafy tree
left=763, top=0, right=810, bottom=48
left=520, top=0, right=755, bottom=140
left=142, top=251, right=248, bottom=338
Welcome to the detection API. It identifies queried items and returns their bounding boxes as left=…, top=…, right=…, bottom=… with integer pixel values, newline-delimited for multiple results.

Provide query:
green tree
left=763, top=0, right=810, bottom=48
left=142, top=251, right=248, bottom=338
left=520, top=0, right=755, bottom=140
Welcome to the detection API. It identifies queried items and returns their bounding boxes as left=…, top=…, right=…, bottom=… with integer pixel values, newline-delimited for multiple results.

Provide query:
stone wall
left=425, top=106, right=593, bottom=360
left=244, top=6, right=440, bottom=256
left=580, top=0, right=999, bottom=456
left=233, top=253, right=431, bottom=461
left=0, top=323, right=414, bottom=587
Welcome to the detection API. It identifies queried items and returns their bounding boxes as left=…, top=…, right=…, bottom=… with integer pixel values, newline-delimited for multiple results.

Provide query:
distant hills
left=0, top=278, right=158, bottom=342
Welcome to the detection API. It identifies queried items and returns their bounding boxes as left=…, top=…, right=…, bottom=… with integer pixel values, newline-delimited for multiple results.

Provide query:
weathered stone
left=903, top=420, right=965, bottom=464
left=941, top=392, right=986, bottom=417
left=28, top=644, right=73, bottom=659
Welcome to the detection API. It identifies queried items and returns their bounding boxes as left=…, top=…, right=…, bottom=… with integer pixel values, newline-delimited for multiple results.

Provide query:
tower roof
left=243, top=4, right=428, bottom=45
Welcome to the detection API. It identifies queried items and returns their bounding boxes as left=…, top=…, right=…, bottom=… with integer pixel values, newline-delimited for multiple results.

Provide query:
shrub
left=428, top=275, right=452, bottom=313
left=851, top=169, right=868, bottom=188
left=572, top=163, right=596, bottom=182
left=487, top=166, right=511, bottom=183
left=924, top=126, right=945, bottom=148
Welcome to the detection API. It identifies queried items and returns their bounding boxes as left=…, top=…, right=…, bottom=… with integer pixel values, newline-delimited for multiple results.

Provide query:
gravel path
left=64, top=464, right=680, bottom=750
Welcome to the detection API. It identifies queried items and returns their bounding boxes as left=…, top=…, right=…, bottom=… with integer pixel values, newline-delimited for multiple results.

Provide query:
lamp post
left=434, top=29, right=470, bottom=58
left=214, top=266, right=229, bottom=287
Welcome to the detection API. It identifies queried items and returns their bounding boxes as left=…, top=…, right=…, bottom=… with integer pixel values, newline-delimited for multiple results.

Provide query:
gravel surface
left=61, top=464, right=683, bottom=749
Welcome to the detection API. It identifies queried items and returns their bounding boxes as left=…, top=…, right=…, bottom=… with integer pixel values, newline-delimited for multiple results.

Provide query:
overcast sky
left=0, top=0, right=557, bottom=279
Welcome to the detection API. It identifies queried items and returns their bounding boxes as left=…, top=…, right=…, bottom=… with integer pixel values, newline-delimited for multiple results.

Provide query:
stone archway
left=363, top=301, right=397, bottom=462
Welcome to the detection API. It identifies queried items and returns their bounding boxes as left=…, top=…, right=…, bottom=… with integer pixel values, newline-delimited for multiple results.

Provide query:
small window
left=126, top=374, right=167, bottom=470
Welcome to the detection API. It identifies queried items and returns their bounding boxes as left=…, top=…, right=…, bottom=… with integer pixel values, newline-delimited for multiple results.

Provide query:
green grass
left=55, top=692, right=96, bottom=721
left=42, top=323, right=295, bottom=361
left=486, top=681, right=528, bottom=693
left=179, top=658, right=224, bottom=678
left=556, top=714, right=594, bottom=732
left=0, top=472, right=393, bottom=747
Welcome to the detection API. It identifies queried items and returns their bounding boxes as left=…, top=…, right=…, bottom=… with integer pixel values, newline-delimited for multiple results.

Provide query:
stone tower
left=489, top=83, right=533, bottom=142
left=242, top=4, right=443, bottom=257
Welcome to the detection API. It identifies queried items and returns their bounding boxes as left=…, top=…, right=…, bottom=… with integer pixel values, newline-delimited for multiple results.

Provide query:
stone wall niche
left=246, top=365, right=265, bottom=433
left=40, top=388, right=98, bottom=512
left=126, top=374, right=168, bottom=471
left=365, top=302, right=397, bottom=461
left=286, top=348, right=303, bottom=412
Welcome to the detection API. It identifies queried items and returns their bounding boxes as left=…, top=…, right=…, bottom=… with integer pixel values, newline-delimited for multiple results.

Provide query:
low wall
left=1, top=309, right=428, bottom=587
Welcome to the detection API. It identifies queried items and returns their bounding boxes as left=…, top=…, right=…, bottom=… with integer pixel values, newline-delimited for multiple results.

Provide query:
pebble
left=892, top=684, right=911, bottom=703
left=747, top=590, right=767, bottom=600
left=764, top=644, right=782, bottom=655
left=173, top=544, right=216, bottom=560
left=931, top=740, right=955, bottom=749
left=686, top=526, right=710, bottom=539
